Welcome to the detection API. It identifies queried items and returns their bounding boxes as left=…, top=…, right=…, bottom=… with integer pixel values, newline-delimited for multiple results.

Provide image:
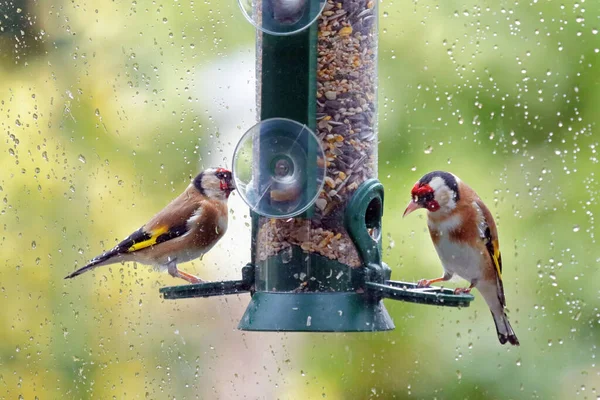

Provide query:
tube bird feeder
left=160, top=0, right=474, bottom=331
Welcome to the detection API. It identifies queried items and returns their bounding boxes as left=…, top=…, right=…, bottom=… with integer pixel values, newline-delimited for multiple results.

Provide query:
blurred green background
left=1, top=0, right=598, bottom=398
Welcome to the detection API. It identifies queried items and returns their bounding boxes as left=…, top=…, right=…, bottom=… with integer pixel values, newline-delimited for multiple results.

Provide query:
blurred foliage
left=1, top=0, right=599, bottom=398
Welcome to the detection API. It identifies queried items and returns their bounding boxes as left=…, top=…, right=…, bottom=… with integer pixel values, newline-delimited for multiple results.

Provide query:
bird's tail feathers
left=491, top=309, right=520, bottom=346
left=64, top=249, right=121, bottom=279
left=478, top=281, right=519, bottom=345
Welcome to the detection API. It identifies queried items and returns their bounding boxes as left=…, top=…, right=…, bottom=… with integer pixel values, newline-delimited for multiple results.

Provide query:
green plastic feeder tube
left=238, top=0, right=388, bottom=332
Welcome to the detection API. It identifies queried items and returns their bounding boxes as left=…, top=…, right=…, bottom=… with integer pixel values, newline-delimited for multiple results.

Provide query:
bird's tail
left=64, top=249, right=120, bottom=279
left=491, top=309, right=519, bottom=346
left=478, top=281, right=519, bottom=346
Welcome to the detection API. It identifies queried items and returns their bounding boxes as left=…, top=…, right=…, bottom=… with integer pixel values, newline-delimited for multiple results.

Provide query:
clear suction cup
left=238, top=0, right=326, bottom=36
left=233, top=118, right=326, bottom=218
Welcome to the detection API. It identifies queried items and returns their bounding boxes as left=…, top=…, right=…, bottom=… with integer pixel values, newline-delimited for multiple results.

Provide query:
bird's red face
left=403, top=182, right=440, bottom=217
left=215, top=168, right=235, bottom=197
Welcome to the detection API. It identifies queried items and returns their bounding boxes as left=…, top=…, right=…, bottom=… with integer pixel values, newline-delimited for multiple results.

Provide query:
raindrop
left=78, top=155, right=86, bottom=164
left=424, top=146, right=433, bottom=154
left=572, top=225, right=580, bottom=232
left=31, top=241, right=36, bottom=249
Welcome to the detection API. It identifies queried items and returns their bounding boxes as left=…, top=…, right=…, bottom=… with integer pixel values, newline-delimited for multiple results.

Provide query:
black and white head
left=403, top=171, right=461, bottom=217
left=193, top=168, right=235, bottom=201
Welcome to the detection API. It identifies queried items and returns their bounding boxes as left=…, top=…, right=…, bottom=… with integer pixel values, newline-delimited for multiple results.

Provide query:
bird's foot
left=177, top=270, right=204, bottom=284
left=453, top=287, right=472, bottom=295
left=417, top=279, right=432, bottom=288
left=167, top=260, right=204, bottom=284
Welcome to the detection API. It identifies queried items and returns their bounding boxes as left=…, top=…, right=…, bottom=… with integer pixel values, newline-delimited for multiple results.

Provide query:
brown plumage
left=65, top=168, right=235, bottom=284
left=404, top=171, right=519, bottom=346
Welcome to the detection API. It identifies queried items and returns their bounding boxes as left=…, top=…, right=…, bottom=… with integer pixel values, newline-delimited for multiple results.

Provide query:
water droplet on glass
left=572, top=225, right=580, bottom=232
left=78, top=155, right=86, bottom=164
left=31, top=241, right=36, bottom=249
left=424, top=146, right=433, bottom=154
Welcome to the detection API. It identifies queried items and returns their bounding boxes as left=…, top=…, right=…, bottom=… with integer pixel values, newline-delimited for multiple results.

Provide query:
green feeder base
left=238, top=291, right=394, bottom=332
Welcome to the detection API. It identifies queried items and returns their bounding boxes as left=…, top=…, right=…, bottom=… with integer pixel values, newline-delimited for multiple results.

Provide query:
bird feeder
left=160, top=0, right=474, bottom=331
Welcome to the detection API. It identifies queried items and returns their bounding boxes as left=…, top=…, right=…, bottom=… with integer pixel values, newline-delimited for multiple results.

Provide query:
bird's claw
left=186, top=276, right=204, bottom=284
left=417, top=279, right=431, bottom=288
left=453, top=287, right=472, bottom=295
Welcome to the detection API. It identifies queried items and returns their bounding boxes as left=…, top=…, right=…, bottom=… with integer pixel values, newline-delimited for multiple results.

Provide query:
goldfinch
left=65, top=168, right=235, bottom=284
left=403, top=171, right=519, bottom=346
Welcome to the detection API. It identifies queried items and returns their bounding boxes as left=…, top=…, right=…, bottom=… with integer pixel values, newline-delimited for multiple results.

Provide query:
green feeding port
left=159, top=0, right=474, bottom=331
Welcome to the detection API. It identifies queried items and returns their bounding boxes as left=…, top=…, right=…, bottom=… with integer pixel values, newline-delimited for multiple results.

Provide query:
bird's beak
left=227, top=179, right=236, bottom=192
left=403, top=201, right=421, bottom=218
left=221, top=178, right=236, bottom=198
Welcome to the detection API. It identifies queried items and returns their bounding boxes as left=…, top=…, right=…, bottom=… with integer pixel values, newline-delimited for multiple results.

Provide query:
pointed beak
left=403, top=201, right=421, bottom=218
left=227, top=179, right=236, bottom=192
left=221, top=178, right=236, bottom=198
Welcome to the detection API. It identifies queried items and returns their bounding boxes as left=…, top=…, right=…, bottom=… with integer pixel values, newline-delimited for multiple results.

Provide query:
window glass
left=1, top=0, right=597, bottom=398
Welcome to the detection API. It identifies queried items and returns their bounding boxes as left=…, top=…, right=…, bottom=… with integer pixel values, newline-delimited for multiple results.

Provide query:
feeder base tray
left=238, top=291, right=394, bottom=332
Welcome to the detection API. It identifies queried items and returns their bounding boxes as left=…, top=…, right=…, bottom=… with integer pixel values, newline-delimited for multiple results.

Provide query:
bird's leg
left=166, top=259, right=204, bottom=284
left=454, top=282, right=475, bottom=295
left=417, top=272, right=452, bottom=288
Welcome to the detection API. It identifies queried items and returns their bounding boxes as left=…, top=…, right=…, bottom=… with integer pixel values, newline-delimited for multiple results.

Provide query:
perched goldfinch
left=65, top=168, right=235, bottom=284
left=403, top=171, right=519, bottom=346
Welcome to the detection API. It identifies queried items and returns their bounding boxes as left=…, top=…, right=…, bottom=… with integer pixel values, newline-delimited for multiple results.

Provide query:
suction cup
left=238, top=0, right=326, bottom=36
left=233, top=118, right=325, bottom=218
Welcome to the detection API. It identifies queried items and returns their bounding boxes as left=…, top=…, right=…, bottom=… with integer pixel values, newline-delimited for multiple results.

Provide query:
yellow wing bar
left=491, top=239, right=502, bottom=280
left=127, top=226, right=169, bottom=252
